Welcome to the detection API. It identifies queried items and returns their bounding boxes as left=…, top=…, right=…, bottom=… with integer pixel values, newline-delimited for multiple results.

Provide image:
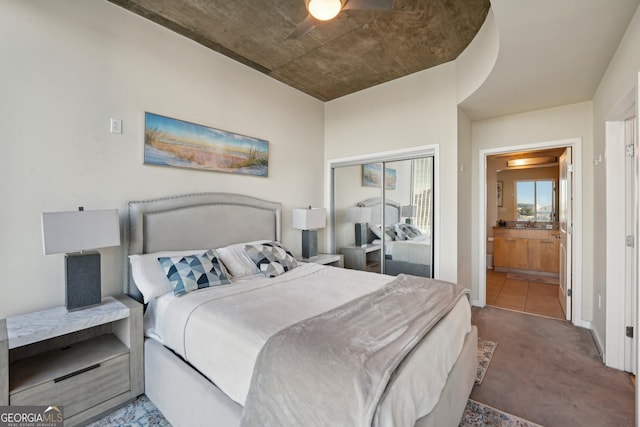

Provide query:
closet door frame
left=327, top=144, right=439, bottom=277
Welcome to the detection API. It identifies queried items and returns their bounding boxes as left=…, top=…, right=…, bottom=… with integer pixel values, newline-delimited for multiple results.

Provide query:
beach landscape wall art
left=144, top=112, right=269, bottom=177
left=362, top=164, right=397, bottom=190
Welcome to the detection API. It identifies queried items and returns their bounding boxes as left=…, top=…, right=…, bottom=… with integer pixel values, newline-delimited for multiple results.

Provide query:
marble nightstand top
left=5, top=297, right=129, bottom=349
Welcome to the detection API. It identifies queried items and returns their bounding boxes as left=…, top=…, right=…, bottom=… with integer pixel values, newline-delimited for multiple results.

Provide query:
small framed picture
left=497, top=181, right=503, bottom=207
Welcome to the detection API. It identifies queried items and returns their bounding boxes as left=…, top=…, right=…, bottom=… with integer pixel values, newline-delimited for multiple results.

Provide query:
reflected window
left=516, top=180, right=555, bottom=221
left=410, top=157, right=433, bottom=233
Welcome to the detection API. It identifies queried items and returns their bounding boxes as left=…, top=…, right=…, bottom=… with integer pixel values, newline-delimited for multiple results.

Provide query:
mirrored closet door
left=332, top=154, right=434, bottom=277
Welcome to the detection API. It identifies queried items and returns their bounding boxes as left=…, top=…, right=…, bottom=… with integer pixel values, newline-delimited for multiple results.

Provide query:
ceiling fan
left=288, top=0, right=395, bottom=39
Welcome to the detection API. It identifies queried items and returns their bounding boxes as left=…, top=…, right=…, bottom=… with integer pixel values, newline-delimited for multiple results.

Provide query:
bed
left=357, top=197, right=433, bottom=278
left=125, top=192, right=476, bottom=427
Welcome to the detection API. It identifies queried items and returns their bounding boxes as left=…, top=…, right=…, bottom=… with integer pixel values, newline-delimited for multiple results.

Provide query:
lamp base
left=355, top=223, right=367, bottom=247
left=301, top=229, right=318, bottom=259
left=65, top=251, right=102, bottom=311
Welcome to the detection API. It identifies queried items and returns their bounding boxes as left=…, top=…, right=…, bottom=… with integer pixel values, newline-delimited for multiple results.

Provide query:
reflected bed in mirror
left=356, top=197, right=432, bottom=278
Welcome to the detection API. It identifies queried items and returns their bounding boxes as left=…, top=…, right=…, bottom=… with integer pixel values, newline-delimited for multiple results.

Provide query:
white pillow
left=216, top=240, right=269, bottom=277
left=129, top=248, right=210, bottom=303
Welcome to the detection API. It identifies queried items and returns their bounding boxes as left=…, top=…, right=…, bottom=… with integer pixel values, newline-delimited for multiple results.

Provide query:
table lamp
left=401, top=205, right=417, bottom=224
left=41, top=207, right=121, bottom=311
left=292, top=207, right=327, bottom=259
left=347, top=206, right=372, bottom=247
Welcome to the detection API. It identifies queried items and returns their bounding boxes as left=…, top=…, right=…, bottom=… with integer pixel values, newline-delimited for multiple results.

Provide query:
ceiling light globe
left=308, top=0, right=342, bottom=21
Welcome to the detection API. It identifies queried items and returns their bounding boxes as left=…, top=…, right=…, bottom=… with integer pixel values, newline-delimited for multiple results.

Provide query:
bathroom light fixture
left=308, top=0, right=343, bottom=20
left=506, top=156, right=557, bottom=168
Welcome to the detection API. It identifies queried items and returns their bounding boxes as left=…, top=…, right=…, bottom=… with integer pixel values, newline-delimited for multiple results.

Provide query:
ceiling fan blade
left=287, top=14, right=318, bottom=39
left=343, top=0, right=395, bottom=11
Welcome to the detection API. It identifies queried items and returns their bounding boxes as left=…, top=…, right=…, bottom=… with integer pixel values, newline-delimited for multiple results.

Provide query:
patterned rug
left=476, top=337, right=498, bottom=384
left=88, top=338, right=540, bottom=427
left=461, top=400, right=544, bottom=427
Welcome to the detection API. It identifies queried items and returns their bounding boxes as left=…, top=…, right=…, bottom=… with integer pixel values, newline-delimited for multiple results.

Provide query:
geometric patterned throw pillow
left=158, top=249, right=230, bottom=296
left=244, top=241, right=298, bottom=278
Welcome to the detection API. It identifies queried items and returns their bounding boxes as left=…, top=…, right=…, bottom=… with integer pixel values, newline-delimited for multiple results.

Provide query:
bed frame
left=126, top=192, right=476, bottom=427
left=357, top=197, right=432, bottom=278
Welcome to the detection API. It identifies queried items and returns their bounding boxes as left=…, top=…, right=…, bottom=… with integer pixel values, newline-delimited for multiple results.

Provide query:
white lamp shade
left=401, top=205, right=417, bottom=217
left=292, top=208, right=327, bottom=230
left=346, top=207, right=372, bottom=223
left=42, top=209, right=121, bottom=255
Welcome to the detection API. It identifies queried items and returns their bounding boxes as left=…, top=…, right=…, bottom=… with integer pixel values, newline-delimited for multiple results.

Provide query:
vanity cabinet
left=493, top=228, right=559, bottom=274
left=494, top=237, right=528, bottom=270
left=528, top=238, right=559, bottom=273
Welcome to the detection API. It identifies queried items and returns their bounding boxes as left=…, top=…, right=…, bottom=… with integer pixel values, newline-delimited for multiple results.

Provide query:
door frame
left=476, top=137, right=587, bottom=328
left=604, top=92, right=637, bottom=371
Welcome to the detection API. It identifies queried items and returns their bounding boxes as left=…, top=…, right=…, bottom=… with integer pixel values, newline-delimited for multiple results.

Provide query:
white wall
left=591, top=5, right=640, bottom=347
left=470, top=102, right=593, bottom=315
left=0, top=0, right=324, bottom=318
left=457, top=109, right=473, bottom=289
left=324, top=63, right=459, bottom=283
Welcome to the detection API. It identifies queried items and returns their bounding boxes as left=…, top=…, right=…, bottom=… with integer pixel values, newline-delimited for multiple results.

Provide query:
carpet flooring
left=470, top=306, right=635, bottom=427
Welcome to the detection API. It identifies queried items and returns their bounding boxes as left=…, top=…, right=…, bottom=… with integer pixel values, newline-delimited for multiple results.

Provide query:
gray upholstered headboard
left=125, top=192, right=282, bottom=302
left=357, top=197, right=401, bottom=225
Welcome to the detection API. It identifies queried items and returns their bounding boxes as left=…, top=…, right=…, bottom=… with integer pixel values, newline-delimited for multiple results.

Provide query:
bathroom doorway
left=478, top=138, right=583, bottom=326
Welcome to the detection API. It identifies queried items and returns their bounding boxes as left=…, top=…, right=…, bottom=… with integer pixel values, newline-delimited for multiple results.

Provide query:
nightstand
left=341, top=244, right=382, bottom=272
left=0, top=295, right=143, bottom=427
left=297, top=253, right=344, bottom=268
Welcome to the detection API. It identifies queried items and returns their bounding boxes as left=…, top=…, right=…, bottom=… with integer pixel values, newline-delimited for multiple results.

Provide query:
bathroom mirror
left=496, top=167, right=558, bottom=222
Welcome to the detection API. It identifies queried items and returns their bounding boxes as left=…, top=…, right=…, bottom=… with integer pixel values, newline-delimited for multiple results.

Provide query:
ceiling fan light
left=308, top=0, right=342, bottom=21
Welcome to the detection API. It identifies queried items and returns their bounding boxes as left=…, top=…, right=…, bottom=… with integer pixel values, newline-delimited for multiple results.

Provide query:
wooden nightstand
left=0, top=295, right=143, bottom=427
left=341, top=244, right=382, bottom=272
left=297, top=253, right=344, bottom=268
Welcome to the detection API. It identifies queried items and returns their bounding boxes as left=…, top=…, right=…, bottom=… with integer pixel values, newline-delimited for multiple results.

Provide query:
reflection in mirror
left=496, top=166, right=558, bottom=223
left=334, top=163, right=383, bottom=273
left=333, top=156, right=434, bottom=277
left=515, top=180, right=555, bottom=221
left=382, top=157, right=433, bottom=278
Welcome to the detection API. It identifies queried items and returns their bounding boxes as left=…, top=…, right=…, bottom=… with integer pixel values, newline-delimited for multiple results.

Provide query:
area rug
left=476, top=337, right=498, bottom=384
left=89, top=395, right=542, bottom=427
left=460, top=400, right=543, bottom=427
left=86, top=395, right=170, bottom=427
left=506, top=272, right=559, bottom=285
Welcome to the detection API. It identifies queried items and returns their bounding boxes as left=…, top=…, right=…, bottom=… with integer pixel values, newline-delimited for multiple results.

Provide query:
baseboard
left=590, top=325, right=605, bottom=362
left=573, top=318, right=592, bottom=329
left=471, top=299, right=484, bottom=307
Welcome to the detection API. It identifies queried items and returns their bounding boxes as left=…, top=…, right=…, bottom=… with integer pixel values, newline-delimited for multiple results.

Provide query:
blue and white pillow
left=392, top=224, right=410, bottom=240
left=402, top=223, right=422, bottom=238
left=158, top=249, right=230, bottom=296
left=244, top=241, right=298, bottom=277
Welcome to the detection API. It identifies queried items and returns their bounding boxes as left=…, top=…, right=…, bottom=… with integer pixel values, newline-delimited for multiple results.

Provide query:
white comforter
left=144, top=263, right=471, bottom=425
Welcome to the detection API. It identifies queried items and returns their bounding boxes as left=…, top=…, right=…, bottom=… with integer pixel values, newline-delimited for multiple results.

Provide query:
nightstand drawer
left=11, top=352, right=130, bottom=417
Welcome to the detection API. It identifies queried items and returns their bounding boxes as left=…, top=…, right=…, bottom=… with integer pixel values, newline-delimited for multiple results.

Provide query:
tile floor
left=486, top=269, right=565, bottom=319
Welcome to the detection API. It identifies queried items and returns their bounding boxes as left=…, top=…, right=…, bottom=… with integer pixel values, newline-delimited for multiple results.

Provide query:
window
left=515, top=180, right=555, bottom=221
left=410, top=157, right=434, bottom=233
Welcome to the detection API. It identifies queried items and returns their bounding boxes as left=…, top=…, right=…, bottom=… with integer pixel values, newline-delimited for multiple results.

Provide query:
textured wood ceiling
left=107, top=0, right=490, bottom=101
